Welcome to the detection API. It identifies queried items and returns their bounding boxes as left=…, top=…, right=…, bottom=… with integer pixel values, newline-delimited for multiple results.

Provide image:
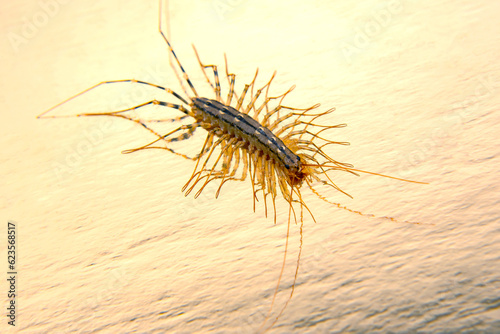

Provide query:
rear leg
left=69, top=99, right=190, bottom=141
left=144, top=114, right=191, bottom=123
left=159, top=0, right=199, bottom=99
left=37, top=80, right=190, bottom=119
left=43, top=96, right=199, bottom=161
left=122, top=123, right=200, bottom=160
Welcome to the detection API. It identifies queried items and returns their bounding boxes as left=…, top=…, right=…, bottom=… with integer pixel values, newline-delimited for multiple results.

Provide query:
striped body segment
left=192, top=97, right=301, bottom=173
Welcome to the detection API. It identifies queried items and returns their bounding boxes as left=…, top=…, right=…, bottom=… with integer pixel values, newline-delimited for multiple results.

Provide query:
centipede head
left=287, top=158, right=313, bottom=188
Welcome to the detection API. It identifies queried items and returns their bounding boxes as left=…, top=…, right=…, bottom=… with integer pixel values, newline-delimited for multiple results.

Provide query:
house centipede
left=37, top=1, right=427, bottom=332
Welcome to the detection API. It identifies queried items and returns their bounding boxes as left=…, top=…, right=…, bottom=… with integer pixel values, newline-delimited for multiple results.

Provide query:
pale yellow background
left=1, top=0, right=499, bottom=333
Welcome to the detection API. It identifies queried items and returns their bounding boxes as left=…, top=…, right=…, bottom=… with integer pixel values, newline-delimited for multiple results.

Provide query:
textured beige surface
left=1, top=0, right=499, bottom=333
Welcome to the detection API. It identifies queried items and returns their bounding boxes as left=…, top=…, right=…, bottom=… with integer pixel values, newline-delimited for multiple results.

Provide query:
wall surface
left=1, top=0, right=499, bottom=333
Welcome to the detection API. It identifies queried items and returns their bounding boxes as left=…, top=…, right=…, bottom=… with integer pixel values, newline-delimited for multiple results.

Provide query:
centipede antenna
left=266, top=189, right=305, bottom=332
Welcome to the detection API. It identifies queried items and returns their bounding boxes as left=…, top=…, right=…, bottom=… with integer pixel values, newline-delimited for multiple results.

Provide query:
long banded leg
left=259, top=70, right=277, bottom=119
left=263, top=104, right=319, bottom=129
left=261, top=158, right=278, bottom=224
left=243, top=71, right=276, bottom=116
left=272, top=109, right=338, bottom=138
left=248, top=69, right=259, bottom=110
left=55, top=98, right=196, bottom=160
left=264, top=157, right=277, bottom=221
left=193, top=137, right=238, bottom=198
left=235, top=83, right=251, bottom=111
left=83, top=100, right=188, bottom=117
left=253, top=85, right=296, bottom=125
left=51, top=99, right=186, bottom=143
left=215, top=145, right=249, bottom=196
left=248, top=71, right=276, bottom=119
left=38, top=80, right=189, bottom=119
left=295, top=138, right=349, bottom=151
left=215, top=141, right=243, bottom=198
left=294, top=107, right=337, bottom=140
left=122, top=123, right=200, bottom=160
left=145, top=114, right=191, bottom=123
left=187, top=154, right=231, bottom=197
left=192, top=45, right=222, bottom=102
left=255, top=156, right=270, bottom=218
left=248, top=149, right=260, bottom=212
left=235, top=69, right=259, bottom=112
left=159, top=0, right=198, bottom=98
left=224, top=54, right=236, bottom=105
left=72, top=100, right=190, bottom=143
left=183, top=135, right=229, bottom=195
left=182, top=133, right=215, bottom=192
left=213, top=139, right=240, bottom=185
left=282, top=123, right=347, bottom=141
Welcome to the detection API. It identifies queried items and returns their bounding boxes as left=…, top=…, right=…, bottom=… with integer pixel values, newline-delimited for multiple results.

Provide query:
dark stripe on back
left=192, top=97, right=300, bottom=170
